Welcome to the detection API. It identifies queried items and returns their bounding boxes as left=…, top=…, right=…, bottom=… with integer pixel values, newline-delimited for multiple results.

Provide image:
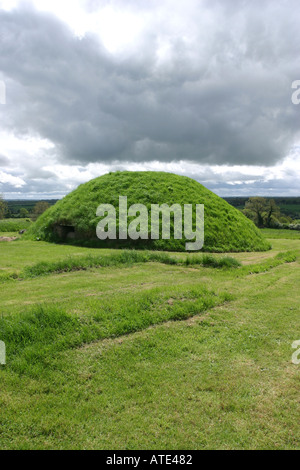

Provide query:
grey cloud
left=207, top=179, right=300, bottom=198
left=26, top=168, right=56, bottom=179
left=0, top=1, right=300, bottom=171
left=4, top=161, right=300, bottom=199
left=0, top=154, right=10, bottom=166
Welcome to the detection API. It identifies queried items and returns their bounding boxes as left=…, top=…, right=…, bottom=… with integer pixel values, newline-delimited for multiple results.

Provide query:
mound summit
left=29, top=171, right=270, bottom=252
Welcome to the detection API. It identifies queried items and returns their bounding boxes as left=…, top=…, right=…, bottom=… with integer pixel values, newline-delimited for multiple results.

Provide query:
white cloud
left=0, top=0, right=147, bottom=51
left=2, top=136, right=300, bottom=198
left=0, top=170, right=26, bottom=188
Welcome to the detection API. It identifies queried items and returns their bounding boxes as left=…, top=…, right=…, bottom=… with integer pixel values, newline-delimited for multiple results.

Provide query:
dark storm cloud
left=0, top=1, right=300, bottom=168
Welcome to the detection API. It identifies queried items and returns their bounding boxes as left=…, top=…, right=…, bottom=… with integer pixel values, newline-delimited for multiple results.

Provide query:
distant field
left=278, top=203, right=300, bottom=219
left=0, top=229, right=299, bottom=449
left=5, top=197, right=300, bottom=220
left=261, top=228, right=300, bottom=239
left=225, top=197, right=300, bottom=219
left=5, top=200, right=58, bottom=217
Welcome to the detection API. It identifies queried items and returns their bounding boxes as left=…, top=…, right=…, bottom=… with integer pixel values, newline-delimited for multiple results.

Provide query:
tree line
left=0, top=195, right=50, bottom=221
left=1, top=194, right=299, bottom=229
left=242, top=197, right=300, bottom=229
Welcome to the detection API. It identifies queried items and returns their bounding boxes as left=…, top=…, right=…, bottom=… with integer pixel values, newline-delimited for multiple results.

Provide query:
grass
left=0, top=287, right=232, bottom=378
left=0, top=229, right=299, bottom=449
left=5, top=250, right=294, bottom=281
left=20, top=252, right=241, bottom=279
left=238, top=251, right=297, bottom=275
left=27, top=171, right=271, bottom=252
left=1, top=250, right=293, bottom=284
left=185, top=253, right=241, bottom=268
left=0, top=218, right=32, bottom=232
left=261, top=228, right=300, bottom=239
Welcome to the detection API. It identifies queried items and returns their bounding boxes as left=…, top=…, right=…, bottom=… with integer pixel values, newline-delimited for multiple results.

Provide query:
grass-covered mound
left=27, top=171, right=270, bottom=252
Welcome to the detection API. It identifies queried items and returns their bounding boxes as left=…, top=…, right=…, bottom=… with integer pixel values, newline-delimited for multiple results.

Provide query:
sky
left=0, top=0, right=300, bottom=199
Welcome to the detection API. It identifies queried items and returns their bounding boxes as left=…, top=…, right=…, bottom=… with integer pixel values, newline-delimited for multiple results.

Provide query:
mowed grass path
left=0, top=233, right=299, bottom=449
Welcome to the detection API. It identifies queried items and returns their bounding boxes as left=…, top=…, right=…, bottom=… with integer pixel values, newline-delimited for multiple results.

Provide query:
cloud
left=1, top=143, right=300, bottom=199
left=0, top=1, right=299, bottom=172
left=0, top=170, right=26, bottom=188
left=0, top=154, right=10, bottom=166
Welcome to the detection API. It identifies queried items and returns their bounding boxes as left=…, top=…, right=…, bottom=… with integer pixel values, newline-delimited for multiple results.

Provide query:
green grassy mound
left=27, top=171, right=270, bottom=252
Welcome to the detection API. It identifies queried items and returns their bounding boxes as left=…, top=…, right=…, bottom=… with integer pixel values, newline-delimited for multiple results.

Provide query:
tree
left=32, top=201, right=50, bottom=221
left=243, top=197, right=281, bottom=228
left=19, top=208, right=29, bottom=218
left=243, top=197, right=267, bottom=228
left=0, top=194, right=7, bottom=220
left=4, top=207, right=12, bottom=219
left=265, top=199, right=280, bottom=228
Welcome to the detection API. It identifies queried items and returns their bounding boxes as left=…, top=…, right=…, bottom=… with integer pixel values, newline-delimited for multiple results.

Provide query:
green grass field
left=260, top=228, right=300, bottom=239
left=0, top=231, right=299, bottom=449
left=0, top=218, right=32, bottom=233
